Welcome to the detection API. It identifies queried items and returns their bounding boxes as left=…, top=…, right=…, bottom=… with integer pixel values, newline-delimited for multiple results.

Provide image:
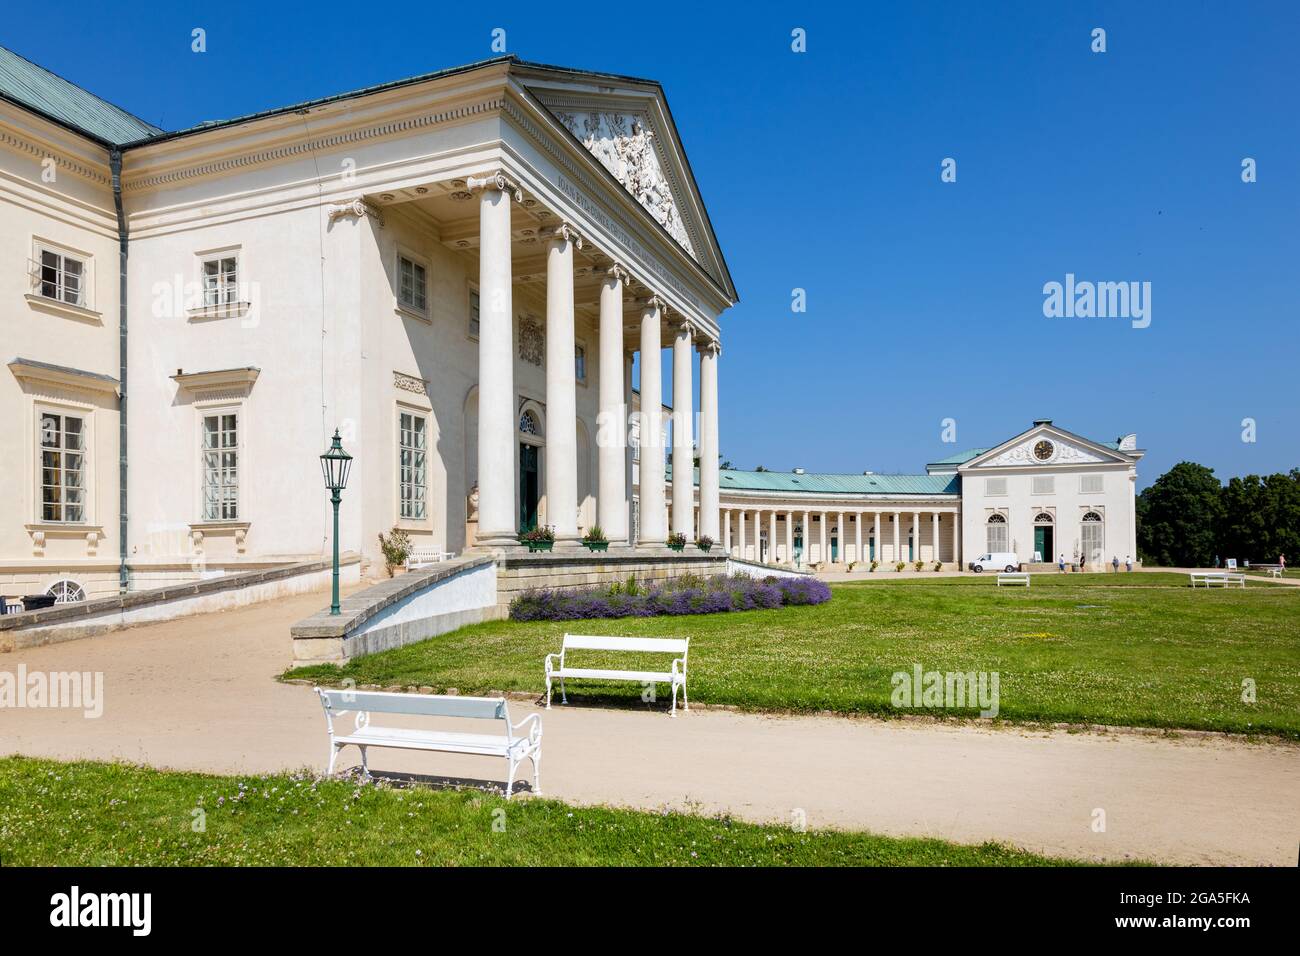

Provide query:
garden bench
left=1189, top=572, right=1246, bottom=588
left=406, top=548, right=455, bottom=570
left=997, top=572, right=1030, bottom=587
left=315, top=689, right=541, bottom=799
left=544, top=634, right=689, bottom=716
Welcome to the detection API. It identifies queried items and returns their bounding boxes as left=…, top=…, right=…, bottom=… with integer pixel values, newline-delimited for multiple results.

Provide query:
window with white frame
left=399, top=411, right=427, bottom=519
left=37, top=248, right=85, bottom=306
left=40, top=412, right=85, bottom=522
left=1080, top=474, right=1104, bottom=494
left=1081, top=511, right=1105, bottom=561
left=986, top=513, right=1008, bottom=552
left=575, top=342, right=588, bottom=383
left=201, top=413, right=239, bottom=520
left=1031, top=475, right=1055, bottom=495
left=469, top=287, right=480, bottom=338
left=398, top=254, right=428, bottom=314
left=985, top=477, right=1007, bottom=496
left=201, top=254, right=239, bottom=306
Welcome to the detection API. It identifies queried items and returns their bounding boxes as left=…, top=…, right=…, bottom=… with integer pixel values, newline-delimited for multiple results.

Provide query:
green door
left=519, top=444, right=539, bottom=530
left=1033, top=526, right=1053, bottom=563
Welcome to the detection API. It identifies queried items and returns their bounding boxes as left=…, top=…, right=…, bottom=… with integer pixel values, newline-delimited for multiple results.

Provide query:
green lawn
left=0, top=757, right=1077, bottom=866
left=288, top=573, right=1300, bottom=738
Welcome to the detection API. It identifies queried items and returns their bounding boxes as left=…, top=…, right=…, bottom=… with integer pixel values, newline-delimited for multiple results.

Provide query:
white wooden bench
left=997, top=572, right=1030, bottom=587
left=316, top=689, right=541, bottom=798
left=544, top=634, right=689, bottom=716
left=406, top=548, right=455, bottom=570
left=1189, top=572, right=1246, bottom=588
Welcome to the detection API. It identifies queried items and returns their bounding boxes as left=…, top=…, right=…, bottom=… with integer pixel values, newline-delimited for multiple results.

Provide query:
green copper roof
left=0, top=46, right=161, bottom=144
left=927, top=447, right=989, bottom=467
left=718, top=469, right=959, bottom=496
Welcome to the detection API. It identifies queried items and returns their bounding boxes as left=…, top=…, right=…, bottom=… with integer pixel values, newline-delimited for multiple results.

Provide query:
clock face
left=1033, top=440, right=1055, bottom=461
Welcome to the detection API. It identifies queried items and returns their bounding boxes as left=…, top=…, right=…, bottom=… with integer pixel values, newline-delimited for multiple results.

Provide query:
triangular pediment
left=962, top=424, right=1132, bottom=470
left=515, top=65, right=733, bottom=300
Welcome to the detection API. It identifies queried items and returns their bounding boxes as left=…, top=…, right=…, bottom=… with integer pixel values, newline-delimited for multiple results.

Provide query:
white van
left=969, top=552, right=1019, bottom=573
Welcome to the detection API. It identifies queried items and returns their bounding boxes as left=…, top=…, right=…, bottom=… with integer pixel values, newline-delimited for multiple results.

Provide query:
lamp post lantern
left=319, top=429, right=352, bottom=615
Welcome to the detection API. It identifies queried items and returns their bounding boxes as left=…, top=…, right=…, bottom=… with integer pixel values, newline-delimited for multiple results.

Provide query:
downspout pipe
left=110, top=149, right=128, bottom=594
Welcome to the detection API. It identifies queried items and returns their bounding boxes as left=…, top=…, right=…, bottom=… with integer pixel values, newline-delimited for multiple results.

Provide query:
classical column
left=738, top=508, right=747, bottom=558
left=698, top=340, right=720, bottom=542
left=469, top=172, right=519, bottom=547
left=671, top=318, right=695, bottom=540
left=952, top=510, right=960, bottom=566
left=932, top=511, right=940, bottom=564
left=543, top=223, right=581, bottom=546
left=912, top=511, right=920, bottom=562
left=784, top=511, right=793, bottom=564
left=623, top=353, right=634, bottom=543
left=637, top=298, right=667, bottom=546
left=892, top=511, right=900, bottom=563
left=801, top=511, right=810, bottom=563
left=769, top=510, right=778, bottom=565
left=723, top=508, right=732, bottom=553
left=597, top=263, right=629, bottom=543
left=855, top=512, right=862, bottom=564
left=818, top=512, right=827, bottom=564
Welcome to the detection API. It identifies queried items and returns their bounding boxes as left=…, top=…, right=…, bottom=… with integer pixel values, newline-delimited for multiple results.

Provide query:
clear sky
left=7, top=0, right=1297, bottom=487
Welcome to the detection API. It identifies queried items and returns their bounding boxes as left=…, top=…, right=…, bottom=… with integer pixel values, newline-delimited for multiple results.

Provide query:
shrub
left=582, top=525, right=608, bottom=544
left=870, top=560, right=879, bottom=572
left=519, top=525, right=555, bottom=543
left=509, top=572, right=830, bottom=621
left=933, top=560, right=943, bottom=572
left=667, top=531, right=687, bottom=548
left=696, top=534, right=715, bottom=550
left=377, top=528, right=412, bottom=577
left=914, top=560, right=925, bottom=572
left=895, top=561, right=906, bottom=573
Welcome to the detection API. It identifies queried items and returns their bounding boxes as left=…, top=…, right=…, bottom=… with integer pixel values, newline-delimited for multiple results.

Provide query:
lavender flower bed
left=509, top=572, right=831, bottom=621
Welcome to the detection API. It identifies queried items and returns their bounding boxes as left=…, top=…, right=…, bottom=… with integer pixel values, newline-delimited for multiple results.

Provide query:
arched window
left=46, top=580, right=85, bottom=604
left=1034, top=512, right=1054, bottom=524
left=986, top=513, right=1008, bottom=552
left=519, top=410, right=539, bottom=435
left=1080, top=511, right=1104, bottom=564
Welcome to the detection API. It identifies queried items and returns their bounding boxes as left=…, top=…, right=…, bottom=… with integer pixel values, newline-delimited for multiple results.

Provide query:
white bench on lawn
left=1189, top=572, right=1246, bottom=588
left=316, top=689, right=541, bottom=798
left=997, top=572, right=1030, bottom=587
left=544, top=634, right=689, bottom=716
left=406, top=548, right=455, bottom=570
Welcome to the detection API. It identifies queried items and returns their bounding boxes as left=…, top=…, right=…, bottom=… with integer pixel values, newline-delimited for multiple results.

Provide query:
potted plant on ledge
left=582, top=526, right=609, bottom=552
left=519, top=525, right=555, bottom=553
left=695, top=534, right=714, bottom=552
left=666, top=531, right=687, bottom=552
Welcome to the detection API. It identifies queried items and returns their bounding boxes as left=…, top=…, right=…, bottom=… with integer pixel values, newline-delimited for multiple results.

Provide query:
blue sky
left=7, top=0, right=1297, bottom=487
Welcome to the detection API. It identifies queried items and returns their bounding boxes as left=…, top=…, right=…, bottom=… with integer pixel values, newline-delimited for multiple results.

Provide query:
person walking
left=1112, top=555, right=1120, bottom=573
left=1058, top=553, right=1066, bottom=573
left=1280, top=553, right=1287, bottom=573
left=1125, top=555, right=1133, bottom=572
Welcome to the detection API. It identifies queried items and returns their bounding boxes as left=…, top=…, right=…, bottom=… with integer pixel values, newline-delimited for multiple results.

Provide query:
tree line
left=1136, top=462, right=1300, bottom=567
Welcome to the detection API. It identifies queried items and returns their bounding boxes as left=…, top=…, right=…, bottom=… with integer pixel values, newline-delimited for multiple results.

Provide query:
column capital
left=696, top=336, right=721, bottom=357
left=466, top=171, right=522, bottom=202
left=637, top=294, right=666, bottom=315
left=597, top=261, right=632, bottom=286
left=540, top=222, right=584, bottom=250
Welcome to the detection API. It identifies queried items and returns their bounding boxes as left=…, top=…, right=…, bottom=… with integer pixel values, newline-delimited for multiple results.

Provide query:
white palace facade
left=0, top=47, right=1144, bottom=605
left=0, top=49, right=735, bottom=599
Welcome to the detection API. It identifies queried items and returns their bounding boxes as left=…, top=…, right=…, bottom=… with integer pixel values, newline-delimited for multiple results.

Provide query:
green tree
left=1219, top=470, right=1300, bottom=563
left=1136, top=462, right=1223, bottom=567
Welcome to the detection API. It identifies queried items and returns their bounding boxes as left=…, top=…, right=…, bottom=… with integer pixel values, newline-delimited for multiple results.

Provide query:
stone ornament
left=518, top=316, right=544, bottom=366
left=552, top=110, right=694, bottom=256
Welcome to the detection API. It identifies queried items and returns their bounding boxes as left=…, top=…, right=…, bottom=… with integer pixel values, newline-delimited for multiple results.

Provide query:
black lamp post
left=319, top=429, right=352, bottom=615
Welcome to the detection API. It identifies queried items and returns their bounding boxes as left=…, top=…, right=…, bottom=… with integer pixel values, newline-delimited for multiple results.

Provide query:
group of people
left=1057, top=554, right=1133, bottom=573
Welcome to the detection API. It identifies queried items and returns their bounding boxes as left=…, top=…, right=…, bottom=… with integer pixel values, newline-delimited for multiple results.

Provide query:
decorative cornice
left=122, top=97, right=505, bottom=193
left=0, top=128, right=109, bottom=186
left=466, top=170, right=523, bottom=202
left=393, top=371, right=428, bottom=396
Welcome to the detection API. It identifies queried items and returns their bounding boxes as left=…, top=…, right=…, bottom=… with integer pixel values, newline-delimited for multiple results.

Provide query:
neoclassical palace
left=708, top=420, right=1143, bottom=569
left=0, top=47, right=1145, bottom=604
left=0, top=48, right=733, bottom=599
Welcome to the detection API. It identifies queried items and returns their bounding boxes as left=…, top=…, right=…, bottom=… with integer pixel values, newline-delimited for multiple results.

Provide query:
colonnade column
left=952, top=511, right=960, bottom=566
left=543, top=223, right=581, bottom=546
left=723, top=508, right=732, bottom=553
left=597, top=263, right=629, bottom=544
left=855, top=513, right=862, bottom=564
left=468, top=172, right=520, bottom=547
left=911, top=511, right=920, bottom=562
left=671, top=318, right=695, bottom=540
left=769, top=510, right=778, bottom=564
left=637, top=298, right=667, bottom=545
left=892, top=512, right=900, bottom=562
left=698, top=340, right=720, bottom=542
left=932, top=512, right=940, bottom=564
left=737, top=509, right=747, bottom=558
left=784, top=512, right=793, bottom=564
left=873, top=511, right=881, bottom=562
left=818, top=512, right=827, bottom=564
